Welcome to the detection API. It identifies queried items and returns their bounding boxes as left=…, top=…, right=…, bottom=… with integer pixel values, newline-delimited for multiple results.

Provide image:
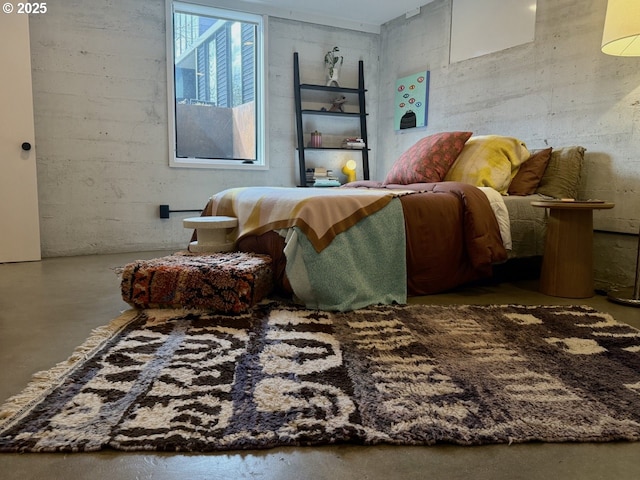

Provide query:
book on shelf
left=341, top=137, right=365, bottom=149
left=313, top=178, right=341, bottom=187
left=306, top=167, right=340, bottom=186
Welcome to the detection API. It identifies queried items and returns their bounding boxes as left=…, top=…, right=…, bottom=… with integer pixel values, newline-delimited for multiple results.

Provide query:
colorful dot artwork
left=394, top=71, right=430, bottom=130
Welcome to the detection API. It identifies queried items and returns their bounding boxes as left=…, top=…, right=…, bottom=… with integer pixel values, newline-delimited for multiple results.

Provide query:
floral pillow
left=444, top=135, right=530, bottom=194
left=383, top=131, right=473, bottom=185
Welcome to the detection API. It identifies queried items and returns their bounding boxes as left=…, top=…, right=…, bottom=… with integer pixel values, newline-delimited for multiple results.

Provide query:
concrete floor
left=1, top=251, right=640, bottom=480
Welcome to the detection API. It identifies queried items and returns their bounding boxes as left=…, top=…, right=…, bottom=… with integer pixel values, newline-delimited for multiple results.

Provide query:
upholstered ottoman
left=121, top=252, right=273, bottom=313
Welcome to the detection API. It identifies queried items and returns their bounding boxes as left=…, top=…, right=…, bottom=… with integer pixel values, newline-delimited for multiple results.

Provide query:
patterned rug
left=1, top=303, right=640, bottom=452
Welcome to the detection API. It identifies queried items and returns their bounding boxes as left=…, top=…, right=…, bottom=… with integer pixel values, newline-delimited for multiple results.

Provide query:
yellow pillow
left=444, top=135, right=529, bottom=194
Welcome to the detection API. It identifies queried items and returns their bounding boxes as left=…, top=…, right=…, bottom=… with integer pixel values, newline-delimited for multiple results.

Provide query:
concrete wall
left=28, top=1, right=379, bottom=256
left=176, top=102, right=256, bottom=160
left=377, top=0, right=640, bottom=289
left=175, top=103, right=234, bottom=158
left=28, top=0, right=640, bottom=290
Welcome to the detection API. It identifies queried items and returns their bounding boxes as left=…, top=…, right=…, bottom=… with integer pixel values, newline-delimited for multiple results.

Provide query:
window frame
left=166, top=0, right=268, bottom=169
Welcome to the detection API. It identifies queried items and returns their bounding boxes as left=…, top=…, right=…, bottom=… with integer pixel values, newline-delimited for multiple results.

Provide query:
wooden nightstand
left=531, top=200, right=614, bottom=298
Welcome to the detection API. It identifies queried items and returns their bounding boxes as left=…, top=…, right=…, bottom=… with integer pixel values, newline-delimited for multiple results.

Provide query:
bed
left=195, top=133, right=585, bottom=311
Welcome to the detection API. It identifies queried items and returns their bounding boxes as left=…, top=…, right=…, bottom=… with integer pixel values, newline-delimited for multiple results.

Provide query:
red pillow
left=508, top=147, right=553, bottom=196
left=384, top=131, right=473, bottom=185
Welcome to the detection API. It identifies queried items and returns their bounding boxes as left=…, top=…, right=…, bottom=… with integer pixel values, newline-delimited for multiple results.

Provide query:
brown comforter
left=229, top=181, right=507, bottom=296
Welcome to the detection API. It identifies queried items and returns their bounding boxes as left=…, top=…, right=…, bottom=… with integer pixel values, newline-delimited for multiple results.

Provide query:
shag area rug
left=1, top=303, right=640, bottom=452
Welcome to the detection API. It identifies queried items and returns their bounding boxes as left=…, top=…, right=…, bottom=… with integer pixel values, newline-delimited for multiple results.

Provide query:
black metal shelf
left=293, top=52, right=370, bottom=187
left=296, top=147, right=370, bottom=151
left=300, top=109, right=366, bottom=117
left=299, top=83, right=365, bottom=95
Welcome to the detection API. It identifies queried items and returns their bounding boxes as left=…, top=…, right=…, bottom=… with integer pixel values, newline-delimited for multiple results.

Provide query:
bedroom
left=1, top=0, right=640, bottom=477
left=3, top=0, right=637, bottom=287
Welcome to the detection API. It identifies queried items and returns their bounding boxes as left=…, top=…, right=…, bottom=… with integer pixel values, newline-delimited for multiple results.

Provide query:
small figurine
left=328, top=95, right=347, bottom=112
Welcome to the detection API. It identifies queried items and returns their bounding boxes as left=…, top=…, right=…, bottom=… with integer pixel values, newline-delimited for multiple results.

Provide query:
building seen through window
left=169, top=2, right=264, bottom=166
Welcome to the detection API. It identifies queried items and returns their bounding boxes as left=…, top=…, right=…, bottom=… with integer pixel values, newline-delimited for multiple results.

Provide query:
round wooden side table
left=531, top=201, right=614, bottom=298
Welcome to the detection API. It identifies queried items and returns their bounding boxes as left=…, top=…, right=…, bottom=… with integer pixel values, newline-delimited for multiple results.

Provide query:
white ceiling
left=248, top=0, right=431, bottom=25
left=209, top=0, right=434, bottom=33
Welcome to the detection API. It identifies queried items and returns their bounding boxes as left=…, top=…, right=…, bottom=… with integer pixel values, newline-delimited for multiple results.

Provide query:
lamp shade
left=602, top=0, right=640, bottom=56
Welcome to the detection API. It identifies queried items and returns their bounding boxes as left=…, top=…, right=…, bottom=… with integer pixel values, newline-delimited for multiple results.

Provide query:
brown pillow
left=508, top=147, right=552, bottom=196
left=536, top=146, right=585, bottom=199
left=384, top=131, right=472, bottom=185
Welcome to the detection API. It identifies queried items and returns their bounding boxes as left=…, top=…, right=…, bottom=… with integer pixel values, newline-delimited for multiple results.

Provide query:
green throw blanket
left=284, top=198, right=406, bottom=311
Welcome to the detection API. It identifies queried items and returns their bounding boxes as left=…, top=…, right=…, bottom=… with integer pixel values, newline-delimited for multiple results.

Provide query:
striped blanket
left=203, top=187, right=405, bottom=252
left=201, top=187, right=409, bottom=310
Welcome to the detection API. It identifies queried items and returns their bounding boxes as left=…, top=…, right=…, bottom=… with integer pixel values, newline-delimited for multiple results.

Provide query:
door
left=0, top=13, right=41, bottom=263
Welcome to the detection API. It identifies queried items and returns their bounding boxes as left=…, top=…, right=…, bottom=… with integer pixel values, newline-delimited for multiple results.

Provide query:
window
left=166, top=1, right=266, bottom=168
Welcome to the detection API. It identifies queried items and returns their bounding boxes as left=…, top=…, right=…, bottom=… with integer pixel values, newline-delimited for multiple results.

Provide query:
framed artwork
left=394, top=71, right=429, bottom=131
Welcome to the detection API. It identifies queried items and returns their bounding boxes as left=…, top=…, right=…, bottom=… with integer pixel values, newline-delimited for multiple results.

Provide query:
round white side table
left=183, top=216, right=238, bottom=253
